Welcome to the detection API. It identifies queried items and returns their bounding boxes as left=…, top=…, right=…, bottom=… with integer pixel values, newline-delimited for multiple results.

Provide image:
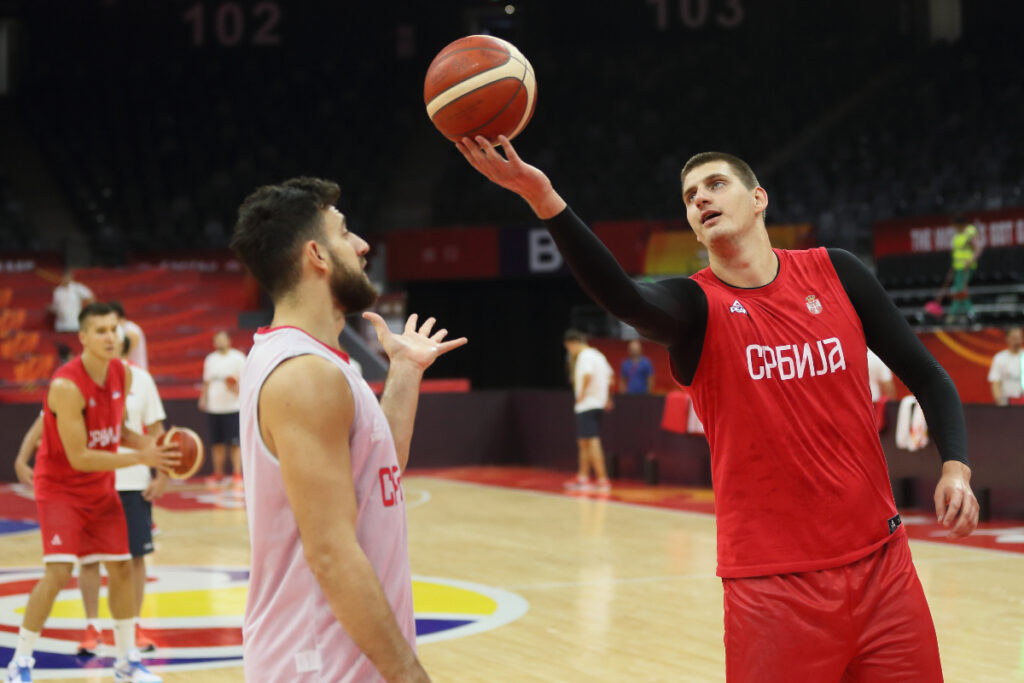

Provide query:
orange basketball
left=424, top=35, right=537, bottom=143
left=158, top=427, right=205, bottom=480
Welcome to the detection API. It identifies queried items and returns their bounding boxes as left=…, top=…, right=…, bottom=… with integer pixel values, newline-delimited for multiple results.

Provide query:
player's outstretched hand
left=137, top=440, right=182, bottom=474
left=362, top=312, right=467, bottom=373
left=456, top=135, right=566, bottom=219
left=933, top=460, right=979, bottom=537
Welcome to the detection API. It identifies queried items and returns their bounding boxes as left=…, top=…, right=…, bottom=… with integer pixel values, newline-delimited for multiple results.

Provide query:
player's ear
left=305, top=241, right=329, bottom=274
left=754, top=187, right=768, bottom=219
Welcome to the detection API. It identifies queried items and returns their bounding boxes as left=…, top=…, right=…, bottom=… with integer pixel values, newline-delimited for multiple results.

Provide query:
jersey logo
left=88, top=398, right=97, bottom=408
left=87, top=425, right=121, bottom=449
left=729, top=300, right=748, bottom=315
left=51, top=533, right=62, bottom=546
left=887, top=513, right=902, bottom=535
left=805, top=295, right=822, bottom=315
left=112, top=391, right=121, bottom=400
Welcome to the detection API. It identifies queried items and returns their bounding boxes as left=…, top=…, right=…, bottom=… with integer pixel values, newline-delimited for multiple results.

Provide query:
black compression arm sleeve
left=542, top=207, right=707, bottom=355
left=828, top=248, right=968, bottom=465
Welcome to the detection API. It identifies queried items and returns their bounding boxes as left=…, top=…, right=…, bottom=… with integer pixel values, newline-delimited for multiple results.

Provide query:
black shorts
left=207, top=411, right=240, bottom=446
left=575, top=409, right=605, bottom=439
left=118, top=491, right=154, bottom=558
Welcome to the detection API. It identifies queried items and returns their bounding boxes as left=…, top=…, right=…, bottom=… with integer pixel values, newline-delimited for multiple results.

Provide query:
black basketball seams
left=457, top=63, right=529, bottom=138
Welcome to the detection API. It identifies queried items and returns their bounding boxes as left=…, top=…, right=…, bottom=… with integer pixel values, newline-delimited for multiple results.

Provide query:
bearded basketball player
left=230, top=177, right=466, bottom=682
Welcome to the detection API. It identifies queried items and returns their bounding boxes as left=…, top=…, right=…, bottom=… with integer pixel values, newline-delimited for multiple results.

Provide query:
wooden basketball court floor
left=2, top=468, right=1023, bottom=682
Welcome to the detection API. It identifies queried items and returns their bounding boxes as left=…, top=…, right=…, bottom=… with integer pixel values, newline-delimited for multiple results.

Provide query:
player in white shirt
left=77, top=353, right=169, bottom=657
left=200, top=331, right=246, bottom=487
left=230, top=176, right=466, bottom=680
left=988, top=326, right=1024, bottom=406
left=50, top=269, right=94, bottom=333
left=562, top=329, right=615, bottom=493
left=110, top=302, right=149, bottom=370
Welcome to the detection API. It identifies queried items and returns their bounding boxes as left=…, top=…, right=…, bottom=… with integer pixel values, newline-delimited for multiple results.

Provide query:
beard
left=329, top=250, right=379, bottom=313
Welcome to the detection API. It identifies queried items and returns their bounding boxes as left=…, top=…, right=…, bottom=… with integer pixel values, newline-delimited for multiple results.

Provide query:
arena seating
left=0, top=267, right=256, bottom=401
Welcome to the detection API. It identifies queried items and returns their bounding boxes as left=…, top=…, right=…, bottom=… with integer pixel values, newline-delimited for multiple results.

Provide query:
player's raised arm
left=363, top=312, right=467, bottom=472
left=261, top=354, right=429, bottom=683
left=457, top=135, right=703, bottom=346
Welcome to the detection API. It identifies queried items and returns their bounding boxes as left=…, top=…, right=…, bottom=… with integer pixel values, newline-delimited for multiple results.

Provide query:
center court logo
left=0, top=567, right=528, bottom=677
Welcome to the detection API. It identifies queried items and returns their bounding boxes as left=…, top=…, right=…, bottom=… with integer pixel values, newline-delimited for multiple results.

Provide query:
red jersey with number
left=35, top=356, right=125, bottom=504
left=685, top=248, right=901, bottom=578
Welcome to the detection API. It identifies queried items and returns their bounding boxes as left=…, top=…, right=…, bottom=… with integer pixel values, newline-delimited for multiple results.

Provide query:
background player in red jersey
left=5, top=303, right=179, bottom=683
left=456, top=135, right=978, bottom=682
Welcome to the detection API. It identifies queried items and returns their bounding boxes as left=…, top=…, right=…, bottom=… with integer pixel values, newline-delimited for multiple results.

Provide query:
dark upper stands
left=5, top=3, right=1022, bottom=291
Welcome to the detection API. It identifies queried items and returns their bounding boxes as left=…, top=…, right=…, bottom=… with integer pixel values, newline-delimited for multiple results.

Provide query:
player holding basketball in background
left=12, top=334, right=170, bottom=657
left=5, top=303, right=179, bottom=683
left=457, top=136, right=978, bottom=681
left=230, top=178, right=466, bottom=682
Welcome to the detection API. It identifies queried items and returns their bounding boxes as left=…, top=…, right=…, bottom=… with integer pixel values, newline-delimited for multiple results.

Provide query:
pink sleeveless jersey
left=239, top=326, right=415, bottom=681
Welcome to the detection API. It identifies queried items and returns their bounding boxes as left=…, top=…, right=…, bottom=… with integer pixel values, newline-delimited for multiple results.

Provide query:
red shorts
left=723, top=531, right=942, bottom=682
left=36, top=492, right=131, bottom=564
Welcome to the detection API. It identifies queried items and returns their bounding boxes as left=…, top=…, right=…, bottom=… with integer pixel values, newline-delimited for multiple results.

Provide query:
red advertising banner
left=128, top=249, right=244, bottom=273
left=0, top=252, right=64, bottom=273
left=874, top=207, right=1024, bottom=259
left=386, top=226, right=500, bottom=281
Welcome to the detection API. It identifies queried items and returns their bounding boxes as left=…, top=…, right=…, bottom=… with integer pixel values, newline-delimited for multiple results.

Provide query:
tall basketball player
left=230, top=177, right=466, bottom=682
left=456, top=135, right=978, bottom=682
left=5, top=303, right=179, bottom=683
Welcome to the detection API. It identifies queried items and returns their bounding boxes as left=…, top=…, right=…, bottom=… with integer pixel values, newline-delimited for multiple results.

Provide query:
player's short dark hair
left=563, top=329, right=587, bottom=343
left=680, top=152, right=760, bottom=191
left=108, top=300, right=125, bottom=318
left=230, top=177, right=341, bottom=301
left=78, top=302, right=115, bottom=330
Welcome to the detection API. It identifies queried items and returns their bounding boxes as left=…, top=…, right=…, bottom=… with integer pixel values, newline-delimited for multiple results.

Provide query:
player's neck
left=707, top=230, right=777, bottom=288
left=271, top=285, right=345, bottom=351
left=80, top=351, right=111, bottom=385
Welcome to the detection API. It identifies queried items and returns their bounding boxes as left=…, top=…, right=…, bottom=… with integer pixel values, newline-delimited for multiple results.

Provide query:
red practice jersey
left=35, top=356, right=126, bottom=504
left=685, top=248, right=901, bottom=578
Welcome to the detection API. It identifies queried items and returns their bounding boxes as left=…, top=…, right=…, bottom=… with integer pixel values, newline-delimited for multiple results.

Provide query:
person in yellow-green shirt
left=948, top=215, right=983, bottom=322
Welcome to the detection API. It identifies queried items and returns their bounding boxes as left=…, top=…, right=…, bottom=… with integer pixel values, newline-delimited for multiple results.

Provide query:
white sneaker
left=5, top=656, right=33, bottom=683
left=113, top=651, right=161, bottom=682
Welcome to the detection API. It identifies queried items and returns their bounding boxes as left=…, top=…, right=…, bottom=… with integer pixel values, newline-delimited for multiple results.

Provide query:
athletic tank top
left=35, top=356, right=125, bottom=503
left=686, top=248, right=902, bottom=578
left=240, top=326, right=414, bottom=682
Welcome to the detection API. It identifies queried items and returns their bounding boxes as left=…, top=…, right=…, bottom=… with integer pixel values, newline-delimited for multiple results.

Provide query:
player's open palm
left=363, top=312, right=467, bottom=372
left=456, top=134, right=552, bottom=198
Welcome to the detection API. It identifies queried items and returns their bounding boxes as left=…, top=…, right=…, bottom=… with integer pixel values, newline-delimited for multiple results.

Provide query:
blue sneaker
left=5, top=656, right=33, bottom=683
left=113, top=651, right=161, bottom=682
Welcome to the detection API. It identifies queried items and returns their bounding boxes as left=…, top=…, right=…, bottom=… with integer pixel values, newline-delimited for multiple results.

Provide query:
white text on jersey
left=746, top=338, right=847, bottom=381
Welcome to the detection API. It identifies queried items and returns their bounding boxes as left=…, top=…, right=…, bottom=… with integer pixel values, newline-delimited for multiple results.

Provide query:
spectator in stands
left=110, top=301, right=149, bottom=370
left=988, top=326, right=1024, bottom=406
left=200, top=330, right=246, bottom=488
left=563, top=329, right=614, bottom=493
left=620, top=339, right=654, bottom=394
left=49, top=269, right=94, bottom=333
left=947, top=215, right=983, bottom=323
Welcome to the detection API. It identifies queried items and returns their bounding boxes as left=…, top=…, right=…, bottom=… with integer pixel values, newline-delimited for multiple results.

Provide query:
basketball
left=424, top=35, right=537, bottom=143
left=158, top=426, right=205, bottom=480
